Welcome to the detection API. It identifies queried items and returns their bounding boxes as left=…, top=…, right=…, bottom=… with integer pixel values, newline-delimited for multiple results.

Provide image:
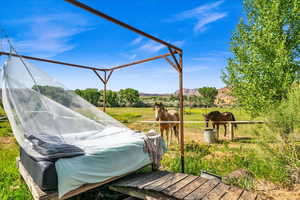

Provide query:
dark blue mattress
left=20, top=148, right=58, bottom=191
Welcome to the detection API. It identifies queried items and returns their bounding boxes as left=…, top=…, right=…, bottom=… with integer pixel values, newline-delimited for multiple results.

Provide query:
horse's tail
left=231, top=113, right=237, bottom=128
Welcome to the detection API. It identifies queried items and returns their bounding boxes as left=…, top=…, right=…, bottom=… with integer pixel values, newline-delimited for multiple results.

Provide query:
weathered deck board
left=115, top=171, right=169, bottom=188
left=111, top=171, right=259, bottom=200
left=172, top=177, right=208, bottom=199
left=162, top=175, right=198, bottom=196
left=152, top=173, right=188, bottom=192
left=138, top=173, right=171, bottom=189
left=220, top=187, right=244, bottom=200
left=202, top=182, right=230, bottom=200
left=184, top=179, right=220, bottom=200
left=143, top=173, right=177, bottom=190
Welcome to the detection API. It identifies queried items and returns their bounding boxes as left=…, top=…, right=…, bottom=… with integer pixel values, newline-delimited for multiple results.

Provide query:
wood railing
left=138, top=121, right=265, bottom=141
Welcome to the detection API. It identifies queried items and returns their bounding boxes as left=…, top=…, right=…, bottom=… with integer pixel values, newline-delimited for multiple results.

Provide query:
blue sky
left=0, top=0, right=243, bottom=93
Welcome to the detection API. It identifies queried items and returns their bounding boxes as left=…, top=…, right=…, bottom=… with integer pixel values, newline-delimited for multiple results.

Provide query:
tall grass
left=0, top=145, right=32, bottom=200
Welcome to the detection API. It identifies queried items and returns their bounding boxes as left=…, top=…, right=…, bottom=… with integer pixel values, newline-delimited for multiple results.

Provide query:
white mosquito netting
left=2, top=53, right=129, bottom=160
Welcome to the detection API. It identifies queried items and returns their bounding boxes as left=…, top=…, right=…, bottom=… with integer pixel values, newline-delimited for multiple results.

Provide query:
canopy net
left=2, top=52, right=129, bottom=160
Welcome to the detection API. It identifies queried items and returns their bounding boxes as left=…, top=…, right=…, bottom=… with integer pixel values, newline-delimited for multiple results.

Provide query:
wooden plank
left=172, top=177, right=208, bottom=199
left=184, top=179, right=219, bottom=200
left=220, top=187, right=243, bottom=200
left=202, top=183, right=230, bottom=200
left=110, top=186, right=172, bottom=200
left=239, top=190, right=257, bottom=200
left=162, top=175, right=198, bottom=196
left=144, top=173, right=175, bottom=190
left=136, top=172, right=171, bottom=189
left=115, top=171, right=169, bottom=188
left=152, top=173, right=188, bottom=192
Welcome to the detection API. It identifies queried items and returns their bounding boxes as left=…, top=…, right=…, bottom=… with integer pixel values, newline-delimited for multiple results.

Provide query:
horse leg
left=224, top=124, right=227, bottom=137
left=160, top=126, right=165, bottom=142
left=169, top=125, right=173, bottom=145
left=166, top=128, right=170, bottom=146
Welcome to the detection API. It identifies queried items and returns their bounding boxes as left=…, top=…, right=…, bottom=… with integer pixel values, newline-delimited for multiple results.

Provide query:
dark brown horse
left=202, top=111, right=236, bottom=137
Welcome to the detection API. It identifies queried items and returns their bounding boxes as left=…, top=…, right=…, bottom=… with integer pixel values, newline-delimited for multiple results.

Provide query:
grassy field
left=0, top=106, right=299, bottom=199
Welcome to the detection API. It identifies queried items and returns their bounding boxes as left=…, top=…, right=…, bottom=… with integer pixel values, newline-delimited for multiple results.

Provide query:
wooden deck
left=110, top=171, right=262, bottom=200
left=17, top=157, right=263, bottom=200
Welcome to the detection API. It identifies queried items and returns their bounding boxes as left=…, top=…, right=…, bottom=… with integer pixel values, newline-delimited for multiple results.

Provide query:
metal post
left=178, top=53, right=184, bottom=173
left=103, top=71, right=107, bottom=112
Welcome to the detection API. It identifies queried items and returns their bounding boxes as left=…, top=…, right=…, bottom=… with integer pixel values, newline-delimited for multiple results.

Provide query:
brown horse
left=202, top=111, right=236, bottom=137
left=154, top=102, right=179, bottom=145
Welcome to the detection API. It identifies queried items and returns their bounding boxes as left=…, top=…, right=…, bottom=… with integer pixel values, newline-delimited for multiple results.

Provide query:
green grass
left=0, top=144, right=32, bottom=200
left=161, top=142, right=294, bottom=190
left=0, top=121, right=12, bottom=137
left=0, top=106, right=298, bottom=199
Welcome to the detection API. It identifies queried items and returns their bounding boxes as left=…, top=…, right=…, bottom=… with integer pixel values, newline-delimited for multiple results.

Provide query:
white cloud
left=130, top=36, right=143, bottom=45
left=173, top=40, right=185, bottom=47
left=121, top=53, right=137, bottom=60
left=138, top=41, right=165, bottom=53
left=135, top=40, right=184, bottom=54
left=7, top=13, right=92, bottom=58
left=170, top=0, right=227, bottom=33
left=194, top=12, right=227, bottom=32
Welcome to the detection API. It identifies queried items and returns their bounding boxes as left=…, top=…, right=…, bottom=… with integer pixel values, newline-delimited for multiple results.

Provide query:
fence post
left=229, top=122, right=234, bottom=141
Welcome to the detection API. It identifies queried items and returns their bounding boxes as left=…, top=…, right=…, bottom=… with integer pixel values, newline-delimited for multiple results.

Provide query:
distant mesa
left=173, top=87, right=235, bottom=106
left=214, top=87, right=235, bottom=106
left=139, top=93, right=170, bottom=96
left=174, top=88, right=199, bottom=96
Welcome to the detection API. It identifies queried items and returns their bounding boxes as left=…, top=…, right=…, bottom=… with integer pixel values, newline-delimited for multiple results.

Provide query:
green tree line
left=74, top=88, right=145, bottom=107
left=32, top=85, right=220, bottom=108
left=74, top=87, right=219, bottom=108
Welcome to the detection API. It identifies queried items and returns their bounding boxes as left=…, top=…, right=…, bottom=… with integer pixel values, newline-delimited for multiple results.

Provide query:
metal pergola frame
left=0, top=0, right=185, bottom=172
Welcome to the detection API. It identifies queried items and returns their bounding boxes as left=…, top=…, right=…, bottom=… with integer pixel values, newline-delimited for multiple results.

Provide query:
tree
left=222, top=0, right=300, bottom=115
left=118, top=88, right=140, bottom=106
left=198, top=87, right=218, bottom=106
left=106, top=90, right=119, bottom=107
left=74, top=88, right=100, bottom=106
left=33, top=85, right=73, bottom=107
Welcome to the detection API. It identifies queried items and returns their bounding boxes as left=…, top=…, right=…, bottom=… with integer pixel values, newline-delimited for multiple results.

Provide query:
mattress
left=20, top=148, right=58, bottom=191
left=55, top=129, right=153, bottom=198
left=21, top=128, right=164, bottom=198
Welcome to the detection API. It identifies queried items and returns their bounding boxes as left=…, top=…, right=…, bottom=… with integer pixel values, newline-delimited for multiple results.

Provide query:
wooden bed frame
left=16, top=157, right=150, bottom=200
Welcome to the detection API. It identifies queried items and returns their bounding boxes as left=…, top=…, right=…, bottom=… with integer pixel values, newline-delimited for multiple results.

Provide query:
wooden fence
left=139, top=120, right=264, bottom=141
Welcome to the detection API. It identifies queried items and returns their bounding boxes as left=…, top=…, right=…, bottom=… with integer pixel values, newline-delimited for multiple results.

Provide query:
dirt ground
left=257, top=181, right=300, bottom=200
